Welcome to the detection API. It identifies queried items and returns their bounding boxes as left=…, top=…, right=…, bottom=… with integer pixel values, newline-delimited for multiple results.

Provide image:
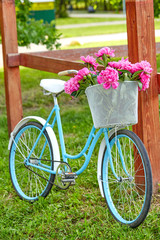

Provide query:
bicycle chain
left=24, top=163, right=68, bottom=190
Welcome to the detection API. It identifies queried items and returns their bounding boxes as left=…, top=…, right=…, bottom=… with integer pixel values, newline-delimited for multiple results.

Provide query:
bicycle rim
left=9, top=122, right=54, bottom=201
left=102, top=129, right=152, bottom=227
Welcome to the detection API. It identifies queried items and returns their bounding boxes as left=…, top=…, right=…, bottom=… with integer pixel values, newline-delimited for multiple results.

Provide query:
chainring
left=55, top=162, right=72, bottom=190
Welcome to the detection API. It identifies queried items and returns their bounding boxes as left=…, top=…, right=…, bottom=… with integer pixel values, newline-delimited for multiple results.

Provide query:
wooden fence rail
left=6, top=47, right=160, bottom=95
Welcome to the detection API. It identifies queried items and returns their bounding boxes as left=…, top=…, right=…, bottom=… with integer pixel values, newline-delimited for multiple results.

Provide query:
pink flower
left=95, top=47, right=115, bottom=58
left=97, top=67, right=119, bottom=89
left=80, top=55, right=99, bottom=70
left=76, top=67, right=90, bottom=80
left=64, top=47, right=152, bottom=97
left=108, top=58, right=132, bottom=72
left=139, top=72, right=150, bottom=91
left=64, top=77, right=80, bottom=95
left=64, top=68, right=91, bottom=96
left=131, top=61, right=153, bottom=74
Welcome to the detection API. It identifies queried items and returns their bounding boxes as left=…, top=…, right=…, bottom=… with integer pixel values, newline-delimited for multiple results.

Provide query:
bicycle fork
left=103, top=128, right=132, bottom=182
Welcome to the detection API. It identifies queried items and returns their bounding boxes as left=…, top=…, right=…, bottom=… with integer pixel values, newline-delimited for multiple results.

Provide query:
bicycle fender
left=8, top=116, right=60, bottom=170
left=97, top=137, right=106, bottom=198
left=97, top=127, right=124, bottom=198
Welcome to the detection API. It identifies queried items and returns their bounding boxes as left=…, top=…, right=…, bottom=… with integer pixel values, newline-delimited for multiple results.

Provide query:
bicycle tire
left=101, top=129, right=152, bottom=228
left=9, top=121, right=55, bottom=201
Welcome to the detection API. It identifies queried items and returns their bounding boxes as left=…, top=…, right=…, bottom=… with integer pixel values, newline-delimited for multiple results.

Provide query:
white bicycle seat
left=40, top=79, right=65, bottom=94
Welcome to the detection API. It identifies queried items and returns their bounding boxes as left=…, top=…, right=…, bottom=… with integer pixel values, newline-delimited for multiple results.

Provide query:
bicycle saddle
left=40, top=79, right=65, bottom=94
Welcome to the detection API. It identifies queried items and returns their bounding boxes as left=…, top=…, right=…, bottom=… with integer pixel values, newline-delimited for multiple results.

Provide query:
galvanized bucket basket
left=85, top=82, right=138, bottom=129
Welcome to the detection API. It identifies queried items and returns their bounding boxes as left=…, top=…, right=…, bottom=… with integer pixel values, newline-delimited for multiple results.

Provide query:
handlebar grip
left=58, top=70, right=78, bottom=76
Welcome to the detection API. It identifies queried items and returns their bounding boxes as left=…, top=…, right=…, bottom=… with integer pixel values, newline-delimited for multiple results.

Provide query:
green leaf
left=138, top=82, right=143, bottom=90
left=119, top=75, right=125, bottom=82
left=124, top=73, right=130, bottom=81
left=118, top=69, right=131, bottom=74
left=131, top=70, right=143, bottom=80
left=102, top=54, right=109, bottom=68
left=97, top=58, right=104, bottom=66
left=71, top=89, right=85, bottom=98
left=71, top=91, right=77, bottom=97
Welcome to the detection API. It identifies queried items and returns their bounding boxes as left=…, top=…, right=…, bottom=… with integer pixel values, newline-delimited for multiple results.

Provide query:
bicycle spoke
left=10, top=122, right=55, bottom=201
left=102, top=129, right=152, bottom=227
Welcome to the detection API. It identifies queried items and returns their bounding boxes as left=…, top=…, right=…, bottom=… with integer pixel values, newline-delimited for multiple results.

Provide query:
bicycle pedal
left=61, top=172, right=77, bottom=185
left=64, top=172, right=77, bottom=179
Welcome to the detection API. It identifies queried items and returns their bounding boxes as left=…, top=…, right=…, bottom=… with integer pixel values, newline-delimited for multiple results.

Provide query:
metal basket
left=85, top=82, right=138, bottom=129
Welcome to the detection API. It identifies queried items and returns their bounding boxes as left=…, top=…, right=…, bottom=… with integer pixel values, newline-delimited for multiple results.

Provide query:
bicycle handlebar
left=58, top=70, right=78, bottom=76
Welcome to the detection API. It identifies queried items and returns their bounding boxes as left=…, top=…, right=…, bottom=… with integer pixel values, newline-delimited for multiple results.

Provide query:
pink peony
left=80, top=55, right=99, bottom=70
left=64, top=77, right=80, bottom=95
left=76, top=67, right=90, bottom=80
left=131, top=60, right=153, bottom=74
left=97, top=67, right=119, bottom=89
left=64, top=68, right=91, bottom=96
left=139, top=72, right=150, bottom=91
left=64, top=47, right=152, bottom=97
left=108, top=58, right=132, bottom=73
left=95, top=47, right=115, bottom=58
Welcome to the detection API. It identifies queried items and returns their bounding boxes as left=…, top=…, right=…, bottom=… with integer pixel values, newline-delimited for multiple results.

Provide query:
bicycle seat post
left=53, top=95, right=58, bottom=106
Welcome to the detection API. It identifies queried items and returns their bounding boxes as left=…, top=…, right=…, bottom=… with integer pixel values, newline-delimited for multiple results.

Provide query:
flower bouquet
left=64, top=47, right=152, bottom=128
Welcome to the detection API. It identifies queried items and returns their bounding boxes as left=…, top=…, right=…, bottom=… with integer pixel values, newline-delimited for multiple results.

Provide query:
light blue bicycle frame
left=25, top=96, right=128, bottom=180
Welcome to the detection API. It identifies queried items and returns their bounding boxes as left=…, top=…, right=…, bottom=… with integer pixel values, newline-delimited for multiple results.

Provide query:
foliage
left=15, top=0, right=61, bottom=49
left=70, top=0, right=123, bottom=11
left=109, top=0, right=122, bottom=12
left=55, top=0, right=69, bottom=18
left=154, top=0, right=160, bottom=17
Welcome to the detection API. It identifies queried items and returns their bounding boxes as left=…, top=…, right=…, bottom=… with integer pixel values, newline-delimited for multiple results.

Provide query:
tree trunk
left=56, top=0, right=68, bottom=18
left=85, top=0, right=88, bottom=10
left=104, top=0, right=107, bottom=11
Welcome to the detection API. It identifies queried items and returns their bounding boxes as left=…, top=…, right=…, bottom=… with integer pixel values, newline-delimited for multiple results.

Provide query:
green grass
left=56, top=17, right=126, bottom=25
left=56, top=18, right=160, bottom=38
left=56, top=17, right=160, bottom=27
left=56, top=17, right=160, bottom=39
left=58, top=24, right=127, bottom=38
left=60, top=37, right=160, bottom=52
left=0, top=66, right=160, bottom=239
left=61, top=40, right=127, bottom=49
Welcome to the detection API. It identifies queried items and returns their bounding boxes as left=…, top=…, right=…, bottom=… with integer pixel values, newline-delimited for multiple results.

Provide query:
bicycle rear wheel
left=9, top=121, right=55, bottom=202
left=101, top=129, right=152, bottom=228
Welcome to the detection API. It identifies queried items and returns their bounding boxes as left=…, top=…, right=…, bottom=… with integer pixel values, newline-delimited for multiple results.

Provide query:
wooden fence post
left=0, top=0, right=23, bottom=133
left=126, top=0, right=160, bottom=192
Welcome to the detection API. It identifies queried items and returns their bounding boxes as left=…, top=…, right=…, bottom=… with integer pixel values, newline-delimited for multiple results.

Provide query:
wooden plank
left=7, top=47, right=128, bottom=68
left=25, top=42, right=160, bottom=59
left=7, top=42, right=160, bottom=68
left=0, top=0, right=23, bottom=133
left=7, top=53, right=20, bottom=67
left=126, top=0, right=160, bottom=192
left=28, top=45, right=129, bottom=60
left=157, top=73, right=160, bottom=93
left=19, top=53, right=84, bottom=73
left=156, top=42, right=160, bottom=53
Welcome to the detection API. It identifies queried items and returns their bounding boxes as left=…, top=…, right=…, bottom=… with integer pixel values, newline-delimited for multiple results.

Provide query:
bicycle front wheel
left=9, top=121, right=55, bottom=202
left=101, top=129, right=152, bottom=228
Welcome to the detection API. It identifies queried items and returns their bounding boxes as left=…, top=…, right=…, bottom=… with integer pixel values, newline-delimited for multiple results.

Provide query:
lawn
left=58, top=24, right=127, bottom=38
left=56, top=17, right=126, bottom=25
left=57, top=18, right=160, bottom=38
left=0, top=64, right=160, bottom=239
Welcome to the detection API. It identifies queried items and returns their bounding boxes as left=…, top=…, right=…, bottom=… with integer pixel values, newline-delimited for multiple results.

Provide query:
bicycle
left=8, top=70, right=152, bottom=228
